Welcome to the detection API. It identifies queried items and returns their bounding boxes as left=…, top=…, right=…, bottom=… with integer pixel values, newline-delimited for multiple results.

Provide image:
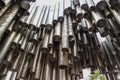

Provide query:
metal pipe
left=0, top=31, right=17, bottom=64
left=6, top=20, right=16, bottom=33
left=29, top=6, right=43, bottom=29
left=105, top=0, right=120, bottom=25
left=91, top=11, right=107, bottom=27
left=0, top=3, right=11, bottom=17
left=59, top=69, right=67, bottom=80
left=3, top=50, right=14, bottom=66
left=0, top=4, right=20, bottom=40
left=25, top=5, right=37, bottom=25
left=52, top=49, right=57, bottom=61
left=46, top=5, right=55, bottom=31
left=58, top=0, right=64, bottom=22
left=93, top=0, right=107, bottom=10
left=24, top=2, right=36, bottom=15
left=76, top=5, right=82, bottom=22
left=73, top=0, right=80, bottom=7
left=68, top=15, right=74, bottom=40
left=40, top=6, right=50, bottom=27
left=31, top=41, right=42, bottom=73
left=34, top=51, right=43, bottom=80
left=59, top=44, right=68, bottom=69
left=0, top=0, right=11, bottom=8
left=48, top=29, right=53, bottom=48
left=21, top=55, right=31, bottom=79
left=64, top=0, right=72, bottom=15
left=11, top=51, right=22, bottom=71
left=43, top=55, right=51, bottom=80
left=85, top=18, right=95, bottom=31
left=20, top=0, right=30, bottom=10
left=0, top=64, right=8, bottom=77
left=16, top=51, right=27, bottom=80
left=51, top=62, right=57, bottom=80
left=79, top=0, right=89, bottom=11
left=86, top=0, right=96, bottom=11
left=62, top=15, right=69, bottom=52
left=41, top=32, right=49, bottom=53
left=53, top=22, right=61, bottom=42
left=53, top=3, right=59, bottom=24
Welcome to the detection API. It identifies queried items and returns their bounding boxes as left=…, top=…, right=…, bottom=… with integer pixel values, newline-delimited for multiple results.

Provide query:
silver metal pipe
left=58, top=0, right=64, bottom=22
left=79, top=0, right=89, bottom=11
left=62, top=15, right=69, bottom=52
left=25, top=5, right=37, bottom=25
left=85, top=18, right=95, bottom=31
left=53, top=3, right=59, bottom=24
left=41, top=6, right=50, bottom=27
left=46, top=5, right=55, bottom=31
left=31, top=41, right=42, bottom=73
left=59, top=44, right=68, bottom=69
left=91, top=11, right=107, bottom=27
left=86, top=0, right=96, bottom=11
left=51, top=62, right=57, bottom=80
left=59, top=69, right=67, bottom=80
left=6, top=20, right=16, bottom=33
left=11, top=51, right=22, bottom=71
left=10, top=72, right=17, bottom=80
left=93, top=0, right=107, bottom=10
left=29, top=6, right=43, bottom=29
left=21, top=55, right=30, bottom=79
left=0, top=31, right=17, bottom=64
left=73, top=0, right=80, bottom=7
left=0, top=0, right=11, bottom=8
left=68, top=15, right=74, bottom=40
left=53, top=22, right=61, bottom=42
left=64, top=0, right=72, bottom=15
left=43, top=55, right=52, bottom=80
left=34, top=51, right=43, bottom=80
left=0, top=4, right=19, bottom=40
left=4, top=50, right=14, bottom=65
left=76, top=5, right=82, bottom=22
left=0, top=3, right=11, bottom=17
left=41, top=32, right=49, bottom=53
left=20, top=1, right=30, bottom=10
left=48, top=29, right=53, bottom=48
left=24, top=2, right=36, bottom=15
left=0, top=64, right=8, bottom=77
left=16, top=51, right=27, bottom=80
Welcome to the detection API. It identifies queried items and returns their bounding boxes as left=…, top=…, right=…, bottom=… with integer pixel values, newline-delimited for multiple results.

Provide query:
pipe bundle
left=0, top=0, right=120, bottom=80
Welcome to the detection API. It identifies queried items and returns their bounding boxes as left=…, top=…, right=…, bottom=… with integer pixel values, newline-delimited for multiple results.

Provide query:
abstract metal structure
left=0, top=0, right=120, bottom=80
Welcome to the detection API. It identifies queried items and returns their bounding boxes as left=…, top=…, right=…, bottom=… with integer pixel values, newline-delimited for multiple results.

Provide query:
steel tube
left=53, top=3, right=59, bottom=24
left=59, top=69, right=67, bottom=80
left=34, top=52, right=43, bottom=80
left=58, top=0, right=64, bottom=22
left=86, top=0, right=96, bottom=11
left=59, top=44, right=68, bottom=69
left=93, top=0, right=107, bottom=10
left=79, top=0, right=89, bottom=11
left=62, top=15, right=69, bottom=52
left=91, top=11, right=107, bottom=27
left=43, top=55, right=51, bottom=80
left=53, top=22, right=61, bottom=42
left=46, top=5, right=54, bottom=31
left=0, top=31, right=17, bottom=64
left=0, top=4, right=19, bottom=40
left=31, top=41, right=41, bottom=73
left=0, top=0, right=11, bottom=8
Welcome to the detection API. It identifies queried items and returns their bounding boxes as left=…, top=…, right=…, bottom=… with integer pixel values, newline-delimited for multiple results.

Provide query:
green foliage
left=90, top=70, right=105, bottom=80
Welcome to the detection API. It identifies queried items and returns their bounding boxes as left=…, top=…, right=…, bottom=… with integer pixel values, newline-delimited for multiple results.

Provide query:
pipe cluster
left=0, top=0, right=120, bottom=80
